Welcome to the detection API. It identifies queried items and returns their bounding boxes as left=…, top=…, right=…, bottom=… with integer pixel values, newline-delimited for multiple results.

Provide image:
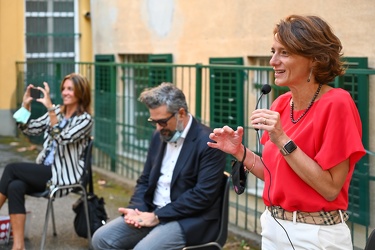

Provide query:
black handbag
left=72, top=192, right=108, bottom=238
left=72, top=164, right=108, bottom=238
left=231, top=159, right=247, bottom=195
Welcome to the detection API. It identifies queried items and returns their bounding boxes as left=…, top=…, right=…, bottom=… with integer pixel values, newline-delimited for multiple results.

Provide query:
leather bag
left=231, top=160, right=247, bottom=195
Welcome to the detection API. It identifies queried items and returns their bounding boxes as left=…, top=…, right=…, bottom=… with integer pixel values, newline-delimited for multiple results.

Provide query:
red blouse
left=261, top=88, right=365, bottom=212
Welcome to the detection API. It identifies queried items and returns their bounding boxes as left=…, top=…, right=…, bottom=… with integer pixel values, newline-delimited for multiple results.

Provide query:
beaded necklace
left=290, top=83, right=323, bottom=124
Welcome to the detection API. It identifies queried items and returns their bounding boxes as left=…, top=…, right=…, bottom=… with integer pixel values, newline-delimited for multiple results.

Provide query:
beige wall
left=79, top=0, right=93, bottom=62
left=0, top=0, right=25, bottom=135
left=91, top=0, right=375, bottom=66
left=0, top=1, right=25, bottom=109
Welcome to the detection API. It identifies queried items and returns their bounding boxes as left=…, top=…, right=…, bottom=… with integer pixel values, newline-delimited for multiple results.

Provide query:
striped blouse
left=21, top=105, right=93, bottom=197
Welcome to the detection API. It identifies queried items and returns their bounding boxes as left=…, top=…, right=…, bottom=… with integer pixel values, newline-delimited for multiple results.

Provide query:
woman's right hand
left=22, top=84, right=35, bottom=110
left=37, top=82, right=54, bottom=110
left=207, top=125, right=244, bottom=157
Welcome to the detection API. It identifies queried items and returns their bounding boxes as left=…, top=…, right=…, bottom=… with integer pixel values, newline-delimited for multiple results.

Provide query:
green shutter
left=209, top=57, right=244, bottom=129
left=94, top=54, right=117, bottom=171
left=337, top=57, right=370, bottom=226
left=148, top=54, right=173, bottom=86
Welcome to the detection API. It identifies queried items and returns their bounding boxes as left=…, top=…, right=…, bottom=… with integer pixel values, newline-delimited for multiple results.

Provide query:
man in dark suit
left=92, top=83, right=227, bottom=250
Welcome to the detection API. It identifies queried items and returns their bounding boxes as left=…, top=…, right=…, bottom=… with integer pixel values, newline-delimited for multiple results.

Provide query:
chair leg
left=34, top=185, right=93, bottom=249
left=40, top=198, right=53, bottom=250
left=50, top=199, right=57, bottom=236
left=82, top=190, right=92, bottom=249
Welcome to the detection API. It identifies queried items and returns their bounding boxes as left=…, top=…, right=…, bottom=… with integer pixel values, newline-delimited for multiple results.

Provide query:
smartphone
left=30, top=88, right=42, bottom=99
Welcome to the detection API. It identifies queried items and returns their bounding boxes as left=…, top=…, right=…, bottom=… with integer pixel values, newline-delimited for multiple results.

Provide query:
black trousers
left=0, top=162, right=52, bottom=214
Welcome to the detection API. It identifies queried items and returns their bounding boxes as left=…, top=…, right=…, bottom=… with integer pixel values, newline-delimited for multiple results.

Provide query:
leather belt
left=267, top=206, right=348, bottom=225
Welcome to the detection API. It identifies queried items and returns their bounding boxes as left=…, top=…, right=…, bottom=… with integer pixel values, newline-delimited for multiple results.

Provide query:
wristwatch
left=47, top=104, right=56, bottom=112
left=280, top=140, right=297, bottom=156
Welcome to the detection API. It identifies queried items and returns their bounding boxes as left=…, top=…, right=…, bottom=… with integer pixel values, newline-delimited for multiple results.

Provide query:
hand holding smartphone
left=30, top=88, right=42, bottom=99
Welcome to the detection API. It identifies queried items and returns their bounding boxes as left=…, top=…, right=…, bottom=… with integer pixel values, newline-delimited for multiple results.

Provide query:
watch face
left=285, top=140, right=297, bottom=153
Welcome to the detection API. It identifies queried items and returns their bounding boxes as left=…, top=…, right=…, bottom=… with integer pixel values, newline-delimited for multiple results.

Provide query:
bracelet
left=240, top=144, right=246, bottom=163
left=240, top=144, right=249, bottom=173
left=47, top=104, right=56, bottom=112
left=248, top=151, right=256, bottom=173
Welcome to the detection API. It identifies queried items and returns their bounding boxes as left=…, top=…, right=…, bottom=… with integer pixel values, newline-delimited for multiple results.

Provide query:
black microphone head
left=261, top=84, right=272, bottom=95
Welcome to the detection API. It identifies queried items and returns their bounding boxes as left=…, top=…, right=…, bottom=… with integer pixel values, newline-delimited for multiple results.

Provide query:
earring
left=307, top=68, right=313, bottom=82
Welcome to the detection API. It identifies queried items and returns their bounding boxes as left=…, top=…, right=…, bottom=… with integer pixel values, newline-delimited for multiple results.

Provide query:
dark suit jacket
left=128, top=117, right=227, bottom=245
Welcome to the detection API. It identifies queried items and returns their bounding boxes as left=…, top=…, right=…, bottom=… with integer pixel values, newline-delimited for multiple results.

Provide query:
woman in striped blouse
left=0, top=73, right=93, bottom=250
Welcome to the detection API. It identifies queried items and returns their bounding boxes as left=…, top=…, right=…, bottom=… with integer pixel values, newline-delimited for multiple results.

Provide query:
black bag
left=72, top=193, right=108, bottom=238
left=231, top=159, right=247, bottom=195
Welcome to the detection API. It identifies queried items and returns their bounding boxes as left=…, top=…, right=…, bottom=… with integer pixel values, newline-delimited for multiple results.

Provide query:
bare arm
left=281, top=143, right=349, bottom=201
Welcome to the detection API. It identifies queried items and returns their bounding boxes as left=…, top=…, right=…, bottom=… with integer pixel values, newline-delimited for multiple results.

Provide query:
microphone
left=255, top=84, right=271, bottom=110
left=254, top=84, right=271, bottom=131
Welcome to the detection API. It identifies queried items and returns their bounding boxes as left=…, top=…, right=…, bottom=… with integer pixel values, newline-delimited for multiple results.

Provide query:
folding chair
left=183, top=171, right=230, bottom=250
left=9, top=138, right=94, bottom=250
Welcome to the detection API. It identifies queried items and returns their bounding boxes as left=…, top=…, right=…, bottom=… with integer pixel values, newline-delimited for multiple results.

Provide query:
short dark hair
left=138, top=82, right=188, bottom=114
left=274, top=15, right=345, bottom=84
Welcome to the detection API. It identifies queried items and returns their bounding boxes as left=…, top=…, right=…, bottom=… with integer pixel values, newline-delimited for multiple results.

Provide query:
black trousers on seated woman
left=0, top=162, right=52, bottom=214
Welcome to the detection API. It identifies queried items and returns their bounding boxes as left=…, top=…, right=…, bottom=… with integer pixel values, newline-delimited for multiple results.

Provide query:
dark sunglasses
left=147, top=112, right=176, bottom=127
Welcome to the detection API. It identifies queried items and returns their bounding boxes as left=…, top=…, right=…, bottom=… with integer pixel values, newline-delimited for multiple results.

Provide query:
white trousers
left=260, top=209, right=353, bottom=250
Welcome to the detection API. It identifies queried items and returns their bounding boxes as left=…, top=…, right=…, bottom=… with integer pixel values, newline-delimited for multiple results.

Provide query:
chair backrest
left=78, top=138, right=94, bottom=193
left=215, top=171, right=230, bottom=246
left=180, top=172, right=230, bottom=250
left=364, top=228, right=375, bottom=250
left=29, top=137, right=94, bottom=198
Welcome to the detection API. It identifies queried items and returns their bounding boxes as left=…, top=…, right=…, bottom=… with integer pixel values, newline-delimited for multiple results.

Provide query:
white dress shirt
left=153, top=114, right=192, bottom=208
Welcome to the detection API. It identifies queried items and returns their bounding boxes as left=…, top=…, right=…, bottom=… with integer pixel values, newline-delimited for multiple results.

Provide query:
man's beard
left=160, top=119, right=184, bottom=142
left=160, top=128, right=175, bottom=142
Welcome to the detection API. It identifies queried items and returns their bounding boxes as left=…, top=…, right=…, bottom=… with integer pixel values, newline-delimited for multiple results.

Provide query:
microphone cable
left=255, top=131, right=295, bottom=250
left=254, top=84, right=295, bottom=249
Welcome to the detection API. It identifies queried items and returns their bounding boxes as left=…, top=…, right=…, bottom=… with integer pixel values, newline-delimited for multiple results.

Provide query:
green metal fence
left=15, top=61, right=375, bottom=249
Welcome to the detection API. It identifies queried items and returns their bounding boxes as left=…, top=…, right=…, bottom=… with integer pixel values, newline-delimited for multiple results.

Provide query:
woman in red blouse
left=208, top=15, right=365, bottom=250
